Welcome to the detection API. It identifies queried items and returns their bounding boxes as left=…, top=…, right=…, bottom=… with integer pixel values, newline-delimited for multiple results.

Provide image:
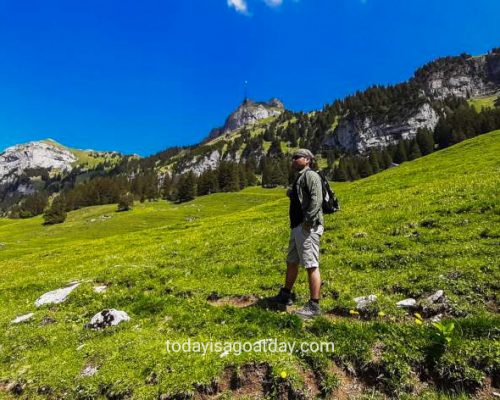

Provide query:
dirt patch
left=296, top=366, right=321, bottom=399
left=328, top=362, right=376, bottom=400
left=474, top=377, right=500, bottom=400
left=194, top=363, right=272, bottom=399
left=371, top=341, right=386, bottom=364
left=207, top=295, right=260, bottom=308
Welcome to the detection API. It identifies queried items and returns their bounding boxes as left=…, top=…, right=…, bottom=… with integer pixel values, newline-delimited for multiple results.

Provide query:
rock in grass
left=354, top=294, right=377, bottom=310
left=35, top=282, right=80, bottom=307
left=81, top=365, right=99, bottom=377
left=93, top=285, right=107, bottom=294
left=86, top=309, right=130, bottom=329
left=396, top=298, right=416, bottom=308
left=431, top=314, right=443, bottom=323
left=426, top=290, right=445, bottom=303
left=11, top=313, right=34, bottom=324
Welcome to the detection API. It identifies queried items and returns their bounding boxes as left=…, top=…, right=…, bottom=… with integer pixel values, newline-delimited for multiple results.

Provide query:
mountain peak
left=205, top=97, right=285, bottom=142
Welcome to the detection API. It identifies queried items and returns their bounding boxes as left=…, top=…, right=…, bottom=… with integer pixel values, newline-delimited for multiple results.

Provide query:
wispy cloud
left=227, top=0, right=286, bottom=16
left=227, top=0, right=249, bottom=15
left=263, top=0, right=283, bottom=7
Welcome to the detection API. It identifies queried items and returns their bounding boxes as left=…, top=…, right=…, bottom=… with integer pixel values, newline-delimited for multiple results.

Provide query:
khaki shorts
left=286, top=224, right=324, bottom=269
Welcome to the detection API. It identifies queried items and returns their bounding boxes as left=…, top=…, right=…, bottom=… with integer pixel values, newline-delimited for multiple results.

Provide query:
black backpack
left=304, top=169, right=340, bottom=214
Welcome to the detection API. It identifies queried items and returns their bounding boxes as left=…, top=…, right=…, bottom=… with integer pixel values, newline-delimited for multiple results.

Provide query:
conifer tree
left=416, top=128, right=435, bottom=155
left=394, top=141, right=408, bottom=164
left=43, top=195, right=67, bottom=225
left=177, top=171, right=196, bottom=202
left=408, top=140, right=422, bottom=160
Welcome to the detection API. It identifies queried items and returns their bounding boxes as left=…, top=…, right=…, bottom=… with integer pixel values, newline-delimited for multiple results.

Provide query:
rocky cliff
left=325, top=51, right=500, bottom=153
left=412, top=52, right=500, bottom=100
left=205, top=98, right=284, bottom=141
left=327, top=103, right=440, bottom=153
left=0, top=141, right=77, bottom=186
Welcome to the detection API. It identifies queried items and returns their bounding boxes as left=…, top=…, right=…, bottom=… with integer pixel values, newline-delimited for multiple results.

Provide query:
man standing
left=269, top=149, right=324, bottom=318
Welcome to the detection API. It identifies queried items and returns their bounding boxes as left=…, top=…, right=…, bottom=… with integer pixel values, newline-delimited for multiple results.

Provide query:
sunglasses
left=292, top=155, right=304, bottom=160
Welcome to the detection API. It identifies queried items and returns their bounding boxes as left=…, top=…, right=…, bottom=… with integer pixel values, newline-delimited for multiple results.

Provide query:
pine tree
left=198, top=169, right=219, bottom=196
left=380, top=148, right=393, bottom=169
left=358, top=157, right=373, bottom=178
left=117, top=193, right=134, bottom=212
left=408, top=140, right=422, bottom=161
left=332, top=164, right=348, bottom=182
left=161, top=174, right=172, bottom=199
left=416, top=128, right=434, bottom=155
left=218, top=161, right=239, bottom=192
left=393, top=141, right=408, bottom=164
left=177, top=172, right=196, bottom=203
left=43, top=195, right=67, bottom=225
left=368, top=150, right=380, bottom=174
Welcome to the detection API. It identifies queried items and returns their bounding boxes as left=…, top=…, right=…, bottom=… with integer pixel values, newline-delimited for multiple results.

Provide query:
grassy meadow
left=0, top=131, right=499, bottom=399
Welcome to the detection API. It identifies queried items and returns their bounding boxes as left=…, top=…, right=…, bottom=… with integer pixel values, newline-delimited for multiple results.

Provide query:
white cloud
left=227, top=0, right=249, bottom=15
left=263, top=0, right=283, bottom=7
left=227, top=0, right=286, bottom=15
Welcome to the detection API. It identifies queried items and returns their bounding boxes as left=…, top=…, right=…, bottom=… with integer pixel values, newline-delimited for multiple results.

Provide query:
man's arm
left=302, top=171, right=323, bottom=226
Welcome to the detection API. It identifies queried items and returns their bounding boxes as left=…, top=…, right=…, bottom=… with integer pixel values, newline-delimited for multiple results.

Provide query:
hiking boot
left=293, top=300, right=321, bottom=319
left=267, top=287, right=294, bottom=306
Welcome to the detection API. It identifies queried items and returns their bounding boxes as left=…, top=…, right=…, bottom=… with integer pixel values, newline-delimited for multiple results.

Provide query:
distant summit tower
left=243, top=80, right=249, bottom=104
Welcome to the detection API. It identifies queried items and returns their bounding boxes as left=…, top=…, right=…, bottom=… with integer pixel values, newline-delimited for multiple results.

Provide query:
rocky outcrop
left=412, top=52, right=500, bottom=100
left=0, top=141, right=76, bottom=185
left=205, top=98, right=284, bottom=141
left=327, top=103, right=440, bottom=153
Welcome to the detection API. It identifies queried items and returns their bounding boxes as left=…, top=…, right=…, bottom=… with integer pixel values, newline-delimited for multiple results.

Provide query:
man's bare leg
left=285, top=262, right=299, bottom=291
left=306, top=267, right=321, bottom=300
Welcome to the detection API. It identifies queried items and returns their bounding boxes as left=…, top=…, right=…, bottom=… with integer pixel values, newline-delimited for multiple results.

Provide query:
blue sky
left=0, top=0, right=499, bottom=156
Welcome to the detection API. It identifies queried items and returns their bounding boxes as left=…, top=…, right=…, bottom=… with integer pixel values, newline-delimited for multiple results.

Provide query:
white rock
left=396, top=298, right=416, bottom=308
left=11, top=313, right=34, bottom=324
left=431, top=314, right=443, bottom=323
left=326, top=103, right=440, bottom=153
left=81, top=365, right=99, bottom=377
left=427, top=290, right=445, bottom=303
left=93, top=285, right=107, bottom=294
left=86, top=309, right=130, bottom=329
left=35, top=282, right=80, bottom=307
left=0, top=141, right=76, bottom=185
left=354, top=294, right=377, bottom=310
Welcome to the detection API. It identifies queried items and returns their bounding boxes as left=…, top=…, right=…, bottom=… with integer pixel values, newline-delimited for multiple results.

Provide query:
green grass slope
left=1, top=132, right=499, bottom=399
left=468, top=93, right=499, bottom=112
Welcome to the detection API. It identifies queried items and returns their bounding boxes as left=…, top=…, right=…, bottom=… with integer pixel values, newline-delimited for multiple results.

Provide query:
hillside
left=2, top=48, right=500, bottom=217
left=0, top=131, right=498, bottom=399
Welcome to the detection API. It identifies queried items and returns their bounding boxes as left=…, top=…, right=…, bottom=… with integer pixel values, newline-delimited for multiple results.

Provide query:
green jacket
left=294, top=167, right=324, bottom=226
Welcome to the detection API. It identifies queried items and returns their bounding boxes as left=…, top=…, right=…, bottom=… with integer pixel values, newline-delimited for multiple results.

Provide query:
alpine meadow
left=1, top=1, right=500, bottom=399
left=1, top=131, right=499, bottom=399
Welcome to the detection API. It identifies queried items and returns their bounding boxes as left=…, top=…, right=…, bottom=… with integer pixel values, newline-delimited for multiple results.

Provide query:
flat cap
left=292, top=148, right=315, bottom=160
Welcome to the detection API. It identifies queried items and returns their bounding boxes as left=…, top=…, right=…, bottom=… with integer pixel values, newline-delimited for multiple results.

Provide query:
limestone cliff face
left=412, top=52, right=500, bottom=100
left=328, top=103, right=440, bottom=153
left=0, top=141, right=76, bottom=185
left=325, top=52, right=500, bottom=153
left=205, top=98, right=285, bottom=141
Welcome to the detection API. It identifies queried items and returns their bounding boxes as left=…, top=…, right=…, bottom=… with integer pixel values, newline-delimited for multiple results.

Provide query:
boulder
left=426, top=290, right=445, bottom=303
left=35, top=282, right=80, bottom=307
left=396, top=298, right=416, bottom=308
left=11, top=313, right=34, bottom=324
left=86, top=309, right=130, bottom=329
left=354, top=294, right=377, bottom=310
